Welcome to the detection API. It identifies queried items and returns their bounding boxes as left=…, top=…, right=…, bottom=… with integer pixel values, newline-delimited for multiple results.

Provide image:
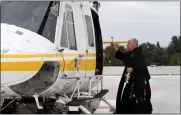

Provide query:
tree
left=156, top=41, right=161, bottom=48
left=139, top=42, right=168, bottom=66
left=178, top=36, right=181, bottom=53
left=167, top=36, right=181, bottom=65
left=139, top=43, right=158, bottom=65
left=167, top=36, right=180, bottom=54
left=169, top=53, right=180, bottom=65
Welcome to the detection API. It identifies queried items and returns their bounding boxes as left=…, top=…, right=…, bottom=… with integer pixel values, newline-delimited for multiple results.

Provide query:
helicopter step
left=67, top=89, right=108, bottom=106
left=67, top=89, right=109, bottom=114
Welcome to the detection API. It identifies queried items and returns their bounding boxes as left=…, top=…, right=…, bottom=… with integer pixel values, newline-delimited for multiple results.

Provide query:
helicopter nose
left=1, top=43, right=36, bottom=85
left=1, top=23, right=60, bottom=95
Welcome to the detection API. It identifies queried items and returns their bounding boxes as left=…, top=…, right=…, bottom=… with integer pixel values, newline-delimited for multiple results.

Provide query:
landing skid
left=62, top=75, right=116, bottom=114
left=66, top=89, right=108, bottom=114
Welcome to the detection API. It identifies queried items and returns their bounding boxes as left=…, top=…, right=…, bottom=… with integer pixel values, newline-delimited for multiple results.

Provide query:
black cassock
left=115, top=47, right=153, bottom=114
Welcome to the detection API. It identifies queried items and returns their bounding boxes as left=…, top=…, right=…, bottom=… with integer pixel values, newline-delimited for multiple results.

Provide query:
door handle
left=57, top=49, right=64, bottom=53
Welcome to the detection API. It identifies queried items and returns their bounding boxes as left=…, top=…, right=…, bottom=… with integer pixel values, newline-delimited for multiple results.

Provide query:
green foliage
left=167, top=36, right=180, bottom=54
left=103, top=36, right=180, bottom=66
left=156, top=41, right=161, bottom=48
left=169, top=53, right=180, bottom=65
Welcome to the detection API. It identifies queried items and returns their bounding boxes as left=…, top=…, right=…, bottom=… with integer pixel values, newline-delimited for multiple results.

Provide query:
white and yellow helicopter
left=0, top=1, right=127, bottom=114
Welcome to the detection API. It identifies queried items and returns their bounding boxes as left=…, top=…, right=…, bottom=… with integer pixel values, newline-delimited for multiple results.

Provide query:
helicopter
left=0, top=1, right=127, bottom=114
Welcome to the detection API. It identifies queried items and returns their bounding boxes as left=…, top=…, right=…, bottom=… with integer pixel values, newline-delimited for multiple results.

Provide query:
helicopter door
left=56, top=2, right=80, bottom=78
left=81, top=3, right=96, bottom=77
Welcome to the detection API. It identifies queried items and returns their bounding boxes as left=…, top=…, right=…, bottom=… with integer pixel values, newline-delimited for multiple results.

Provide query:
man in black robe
left=111, top=38, right=153, bottom=114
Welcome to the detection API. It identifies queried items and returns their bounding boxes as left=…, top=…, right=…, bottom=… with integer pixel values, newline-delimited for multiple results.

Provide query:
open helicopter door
left=80, top=2, right=96, bottom=77
left=55, top=2, right=87, bottom=78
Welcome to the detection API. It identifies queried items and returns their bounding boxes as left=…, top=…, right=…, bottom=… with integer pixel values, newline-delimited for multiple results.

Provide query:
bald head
left=127, top=38, right=139, bottom=51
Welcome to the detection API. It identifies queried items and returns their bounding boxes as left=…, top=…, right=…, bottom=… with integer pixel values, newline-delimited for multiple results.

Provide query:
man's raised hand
left=111, top=41, right=115, bottom=47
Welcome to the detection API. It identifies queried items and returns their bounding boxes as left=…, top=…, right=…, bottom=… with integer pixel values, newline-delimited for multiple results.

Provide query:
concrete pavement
left=95, top=75, right=180, bottom=114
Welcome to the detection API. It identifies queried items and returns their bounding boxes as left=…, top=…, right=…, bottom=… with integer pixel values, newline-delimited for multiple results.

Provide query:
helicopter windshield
left=1, top=1, right=59, bottom=43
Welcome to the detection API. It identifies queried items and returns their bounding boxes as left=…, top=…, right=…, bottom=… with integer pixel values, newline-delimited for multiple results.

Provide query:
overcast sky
left=99, top=1, right=180, bottom=47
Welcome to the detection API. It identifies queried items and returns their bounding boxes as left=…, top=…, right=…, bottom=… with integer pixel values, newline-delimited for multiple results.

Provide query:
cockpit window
left=1, top=1, right=59, bottom=43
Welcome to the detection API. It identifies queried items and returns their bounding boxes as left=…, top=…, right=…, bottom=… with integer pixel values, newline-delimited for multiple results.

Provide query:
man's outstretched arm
left=111, top=41, right=128, bottom=60
left=111, top=41, right=118, bottom=52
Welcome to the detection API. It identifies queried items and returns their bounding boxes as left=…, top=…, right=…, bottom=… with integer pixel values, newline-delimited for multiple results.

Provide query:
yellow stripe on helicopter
left=1, top=59, right=96, bottom=71
left=1, top=53, right=96, bottom=58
